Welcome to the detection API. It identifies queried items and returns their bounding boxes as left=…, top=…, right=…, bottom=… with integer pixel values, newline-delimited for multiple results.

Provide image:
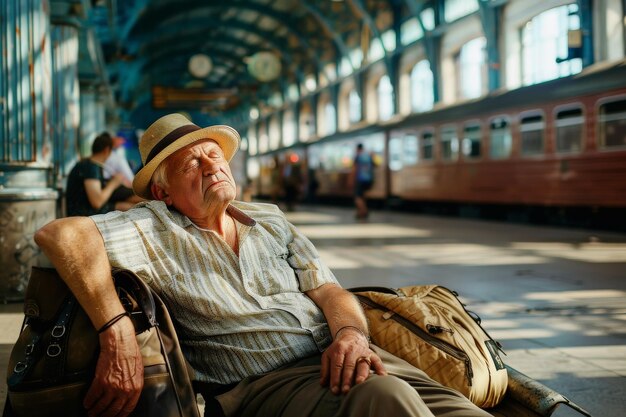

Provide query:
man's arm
left=34, top=217, right=143, bottom=417
left=306, top=283, right=387, bottom=395
left=84, top=175, right=123, bottom=210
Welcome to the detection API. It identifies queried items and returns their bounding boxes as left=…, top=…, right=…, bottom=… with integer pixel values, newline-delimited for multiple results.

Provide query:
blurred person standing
left=103, top=132, right=135, bottom=188
left=283, top=153, right=303, bottom=212
left=352, top=143, right=375, bottom=219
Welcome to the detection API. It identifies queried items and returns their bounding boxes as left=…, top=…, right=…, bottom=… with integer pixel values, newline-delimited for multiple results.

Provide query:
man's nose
left=201, top=158, right=219, bottom=176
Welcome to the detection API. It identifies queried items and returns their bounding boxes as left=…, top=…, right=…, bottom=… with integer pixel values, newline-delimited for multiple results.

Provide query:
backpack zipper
left=355, top=294, right=474, bottom=387
left=436, top=287, right=506, bottom=355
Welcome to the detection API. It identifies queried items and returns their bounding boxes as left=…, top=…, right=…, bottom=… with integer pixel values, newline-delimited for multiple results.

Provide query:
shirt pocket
left=258, top=245, right=299, bottom=296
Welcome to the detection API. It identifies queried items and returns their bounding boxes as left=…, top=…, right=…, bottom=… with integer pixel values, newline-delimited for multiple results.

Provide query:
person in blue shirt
left=352, top=143, right=375, bottom=219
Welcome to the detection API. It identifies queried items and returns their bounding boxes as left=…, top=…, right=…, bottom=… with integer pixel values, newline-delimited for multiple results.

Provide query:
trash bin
left=0, top=188, right=58, bottom=302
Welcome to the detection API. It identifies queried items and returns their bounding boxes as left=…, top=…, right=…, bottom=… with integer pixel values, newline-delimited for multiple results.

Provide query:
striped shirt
left=91, top=200, right=337, bottom=384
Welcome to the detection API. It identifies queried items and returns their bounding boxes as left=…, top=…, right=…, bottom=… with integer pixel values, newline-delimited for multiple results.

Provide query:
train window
left=440, top=126, right=459, bottom=161
left=520, top=114, right=545, bottom=156
left=403, top=134, right=419, bottom=166
left=462, top=124, right=481, bottom=158
left=598, top=99, right=626, bottom=148
left=389, top=136, right=403, bottom=171
left=422, top=131, right=434, bottom=160
left=555, top=107, right=584, bottom=153
left=489, top=117, right=512, bottom=159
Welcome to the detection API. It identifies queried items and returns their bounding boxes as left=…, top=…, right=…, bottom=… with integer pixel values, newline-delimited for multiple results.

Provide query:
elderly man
left=35, top=114, right=492, bottom=417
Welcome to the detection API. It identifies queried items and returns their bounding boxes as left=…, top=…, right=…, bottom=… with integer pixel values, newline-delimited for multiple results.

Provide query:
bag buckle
left=14, top=362, right=27, bottom=373
left=51, top=325, right=66, bottom=338
left=47, top=344, right=62, bottom=357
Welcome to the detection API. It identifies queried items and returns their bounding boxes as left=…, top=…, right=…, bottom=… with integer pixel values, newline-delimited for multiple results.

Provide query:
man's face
left=160, top=139, right=237, bottom=216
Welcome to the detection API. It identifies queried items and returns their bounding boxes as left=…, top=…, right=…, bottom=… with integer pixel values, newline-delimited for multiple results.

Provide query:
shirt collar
left=177, top=202, right=257, bottom=229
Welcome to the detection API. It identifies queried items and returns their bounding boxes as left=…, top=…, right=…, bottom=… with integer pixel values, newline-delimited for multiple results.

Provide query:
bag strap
left=112, top=268, right=158, bottom=334
left=7, top=295, right=77, bottom=388
left=348, top=286, right=402, bottom=296
left=42, top=295, right=77, bottom=384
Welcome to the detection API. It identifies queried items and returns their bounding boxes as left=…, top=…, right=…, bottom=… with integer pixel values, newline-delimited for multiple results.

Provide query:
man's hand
left=84, top=316, right=143, bottom=417
left=320, top=327, right=387, bottom=395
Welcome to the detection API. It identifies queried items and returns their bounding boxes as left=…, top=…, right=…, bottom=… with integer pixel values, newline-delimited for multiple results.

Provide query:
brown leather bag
left=4, top=267, right=200, bottom=417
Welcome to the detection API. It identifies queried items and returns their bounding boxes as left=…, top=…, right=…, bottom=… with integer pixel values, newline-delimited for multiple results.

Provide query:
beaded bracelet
left=97, top=312, right=130, bottom=334
left=334, top=325, right=371, bottom=343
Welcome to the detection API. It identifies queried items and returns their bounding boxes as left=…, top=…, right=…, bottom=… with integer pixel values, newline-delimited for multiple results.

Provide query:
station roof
left=49, top=0, right=429, bottom=127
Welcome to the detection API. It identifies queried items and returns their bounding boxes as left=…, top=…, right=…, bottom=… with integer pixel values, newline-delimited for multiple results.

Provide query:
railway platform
left=0, top=203, right=624, bottom=416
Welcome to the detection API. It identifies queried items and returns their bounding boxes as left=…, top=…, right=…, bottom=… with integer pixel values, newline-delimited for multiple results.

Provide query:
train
left=248, top=60, right=626, bottom=230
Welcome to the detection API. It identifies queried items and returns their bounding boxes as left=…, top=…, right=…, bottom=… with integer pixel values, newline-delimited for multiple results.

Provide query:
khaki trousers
left=210, top=345, right=493, bottom=417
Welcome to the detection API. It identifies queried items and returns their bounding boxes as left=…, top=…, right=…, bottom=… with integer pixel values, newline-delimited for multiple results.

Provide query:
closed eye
left=181, top=159, right=200, bottom=172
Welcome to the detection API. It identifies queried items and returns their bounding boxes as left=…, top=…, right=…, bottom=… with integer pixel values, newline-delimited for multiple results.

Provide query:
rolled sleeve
left=91, top=207, right=150, bottom=269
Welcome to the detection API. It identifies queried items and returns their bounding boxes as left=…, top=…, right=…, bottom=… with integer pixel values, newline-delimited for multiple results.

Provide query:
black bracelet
left=334, top=325, right=370, bottom=343
left=97, top=312, right=130, bottom=334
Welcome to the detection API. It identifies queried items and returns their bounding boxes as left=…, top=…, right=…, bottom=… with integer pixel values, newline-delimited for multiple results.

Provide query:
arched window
left=299, top=102, right=315, bottom=141
left=282, top=109, right=296, bottom=147
left=248, top=127, right=258, bottom=156
left=324, top=102, right=337, bottom=136
left=258, top=122, right=269, bottom=154
left=410, top=60, right=434, bottom=112
left=457, top=37, right=487, bottom=99
left=378, top=75, right=394, bottom=121
left=349, top=89, right=362, bottom=124
left=269, top=115, right=281, bottom=150
left=521, top=4, right=582, bottom=86
left=444, top=0, right=479, bottom=22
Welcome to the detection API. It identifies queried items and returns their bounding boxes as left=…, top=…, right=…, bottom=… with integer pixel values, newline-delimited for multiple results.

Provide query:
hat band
left=145, top=124, right=201, bottom=164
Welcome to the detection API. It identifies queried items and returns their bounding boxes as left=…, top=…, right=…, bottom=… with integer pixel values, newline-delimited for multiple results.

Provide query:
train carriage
left=387, top=60, right=626, bottom=209
left=254, top=60, right=626, bottom=229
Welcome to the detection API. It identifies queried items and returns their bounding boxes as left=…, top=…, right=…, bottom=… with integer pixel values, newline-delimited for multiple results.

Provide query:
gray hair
left=151, top=162, right=169, bottom=190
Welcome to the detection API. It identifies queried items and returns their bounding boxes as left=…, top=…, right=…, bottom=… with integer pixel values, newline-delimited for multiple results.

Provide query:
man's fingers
left=370, top=353, right=388, bottom=376
left=116, top=390, right=142, bottom=417
left=329, top=352, right=346, bottom=395
left=340, top=360, right=358, bottom=394
left=320, top=351, right=330, bottom=386
left=86, top=390, right=114, bottom=417
left=83, top=381, right=104, bottom=409
left=354, top=356, right=373, bottom=384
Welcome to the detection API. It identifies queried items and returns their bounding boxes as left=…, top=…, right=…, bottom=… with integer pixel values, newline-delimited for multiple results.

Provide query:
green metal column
left=577, top=0, right=595, bottom=67
left=479, top=2, right=502, bottom=91
left=0, top=0, right=58, bottom=302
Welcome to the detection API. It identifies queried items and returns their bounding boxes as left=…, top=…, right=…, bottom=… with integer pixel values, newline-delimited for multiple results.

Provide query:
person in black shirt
left=65, top=133, right=143, bottom=216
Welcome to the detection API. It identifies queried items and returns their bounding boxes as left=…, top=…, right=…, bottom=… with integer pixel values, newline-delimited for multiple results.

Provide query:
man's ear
left=151, top=183, right=171, bottom=204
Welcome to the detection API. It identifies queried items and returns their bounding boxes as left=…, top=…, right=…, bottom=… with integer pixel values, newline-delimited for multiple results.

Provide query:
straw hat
left=133, top=113, right=240, bottom=199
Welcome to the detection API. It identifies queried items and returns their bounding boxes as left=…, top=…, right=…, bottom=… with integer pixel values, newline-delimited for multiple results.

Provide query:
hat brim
left=133, top=125, right=240, bottom=199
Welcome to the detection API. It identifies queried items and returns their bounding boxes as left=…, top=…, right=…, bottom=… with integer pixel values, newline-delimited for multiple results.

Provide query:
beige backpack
left=351, top=285, right=508, bottom=409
